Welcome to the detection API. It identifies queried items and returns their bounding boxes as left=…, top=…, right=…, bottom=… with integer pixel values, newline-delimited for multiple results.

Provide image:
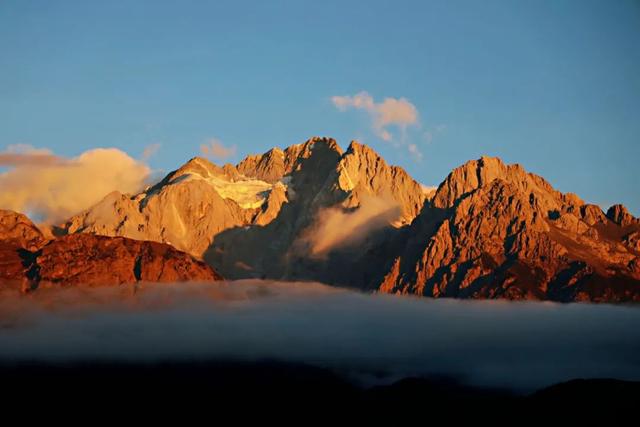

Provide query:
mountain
left=63, top=137, right=427, bottom=278
left=0, top=209, right=220, bottom=290
left=56, top=138, right=639, bottom=302
left=205, top=138, right=428, bottom=283
left=61, top=143, right=317, bottom=256
left=377, top=156, right=640, bottom=302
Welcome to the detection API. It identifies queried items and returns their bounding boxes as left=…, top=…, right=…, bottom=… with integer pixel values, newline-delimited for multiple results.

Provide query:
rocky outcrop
left=606, top=204, right=638, bottom=227
left=0, top=242, right=32, bottom=284
left=0, top=210, right=221, bottom=289
left=375, top=156, right=640, bottom=302
left=0, top=209, right=48, bottom=250
left=236, top=141, right=318, bottom=183
left=37, top=234, right=220, bottom=287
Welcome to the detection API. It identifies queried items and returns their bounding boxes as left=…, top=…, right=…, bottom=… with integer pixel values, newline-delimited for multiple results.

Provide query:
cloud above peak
left=331, top=91, right=419, bottom=143
left=200, top=138, right=237, bottom=162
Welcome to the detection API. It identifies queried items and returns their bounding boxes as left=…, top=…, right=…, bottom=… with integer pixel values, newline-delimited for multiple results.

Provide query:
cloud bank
left=0, top=146, right=150, bottom=223
left=0, top=280, right=639, bottom=392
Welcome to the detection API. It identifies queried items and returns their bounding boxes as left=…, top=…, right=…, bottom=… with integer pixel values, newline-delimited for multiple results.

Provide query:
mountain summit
left=379, top=156, right=640, bottom=301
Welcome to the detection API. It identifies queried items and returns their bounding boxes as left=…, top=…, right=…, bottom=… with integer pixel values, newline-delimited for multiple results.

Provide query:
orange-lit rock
left=0, top=210, right=221, bottom=289
left=37, top=234, right=221, bottom=287
left=377, top=156, right=640, bottom=302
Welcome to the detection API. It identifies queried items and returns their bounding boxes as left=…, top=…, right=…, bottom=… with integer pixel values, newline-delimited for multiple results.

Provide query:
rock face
left=606, top=204, right=639, bottom=227
left=0, top=210, right=220, bottom=289
left=37, top=234, right=220, bottom=287
left=236, top=145, right=305, bottom=183
left=0, top=209, right=47, bottom=250
left=376, top=156, right=640, bottom=302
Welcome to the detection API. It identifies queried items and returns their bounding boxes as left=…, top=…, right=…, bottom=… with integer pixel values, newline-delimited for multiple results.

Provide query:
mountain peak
left=333, top=140, right=425, bottom=225
left=296, top=136, right=343, bottom=159
left=0, top=209, right=48, bottom=251
left=380, top=155, right=640, bottom=301
left=237, top=137, right=343, bottom=183
left=607, top=204, right=638, bottom=226
left=432, top=155, right=569, bottom=211
left=345, top=140, right=379, bottom=158
left=176, top=156, right=220, bottom=177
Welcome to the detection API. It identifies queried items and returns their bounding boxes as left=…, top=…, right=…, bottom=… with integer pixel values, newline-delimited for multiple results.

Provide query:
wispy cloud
left=297, top=195, right=401, bottom=258
left=200, top=138, right=237, bottom=162
left=408, top=143, right=423, bottom=161
left=423, top=124, right=447, bottom=144
left=0, top=146, right=150, bottom=223
left=0, top=144, right=67, bottom=167
left=331, top=91, right=421, bottom=159
left=141, top=143, right=161, bottom=161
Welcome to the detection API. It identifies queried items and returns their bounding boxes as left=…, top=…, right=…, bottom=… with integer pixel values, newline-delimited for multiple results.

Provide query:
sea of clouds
left=1, top=280, right=639, bottom=391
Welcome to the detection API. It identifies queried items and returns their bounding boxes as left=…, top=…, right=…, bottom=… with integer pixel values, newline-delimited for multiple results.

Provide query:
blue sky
left=1, top=0, right=639, bottom=214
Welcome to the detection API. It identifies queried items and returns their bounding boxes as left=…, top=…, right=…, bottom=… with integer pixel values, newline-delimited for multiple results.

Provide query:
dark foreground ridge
left=0, top=360, right=637, bottom=422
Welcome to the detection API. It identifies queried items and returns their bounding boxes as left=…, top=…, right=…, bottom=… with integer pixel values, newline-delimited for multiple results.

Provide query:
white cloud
left=332, top=91, right=422, bottom=159
left=0, top=146, right=150, bottom=223
left=200, top=138, right=237, bottom=162
left=298, top=195, right=401, bottom=259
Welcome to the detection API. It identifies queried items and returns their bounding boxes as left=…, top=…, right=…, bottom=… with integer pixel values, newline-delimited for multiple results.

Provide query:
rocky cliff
left=0, top=210, right=220, bottom=290
left=0, top=209, right=48, bottom=250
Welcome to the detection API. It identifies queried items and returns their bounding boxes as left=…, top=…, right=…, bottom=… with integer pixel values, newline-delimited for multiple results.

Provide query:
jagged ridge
left=31, top=138, right=640, bottom=302
left=378, top=156, right=640, bottom=302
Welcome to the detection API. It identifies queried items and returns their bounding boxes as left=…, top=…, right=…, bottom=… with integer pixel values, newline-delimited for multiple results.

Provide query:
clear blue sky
left=1, top=0, right=639, bottom=213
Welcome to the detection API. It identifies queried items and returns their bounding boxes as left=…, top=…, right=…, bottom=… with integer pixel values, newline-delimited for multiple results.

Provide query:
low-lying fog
left=1, top=280, right=639, bottom=391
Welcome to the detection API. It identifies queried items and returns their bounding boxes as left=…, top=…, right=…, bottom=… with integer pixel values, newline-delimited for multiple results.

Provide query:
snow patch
left=175, top=172, right=288, bottom=209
